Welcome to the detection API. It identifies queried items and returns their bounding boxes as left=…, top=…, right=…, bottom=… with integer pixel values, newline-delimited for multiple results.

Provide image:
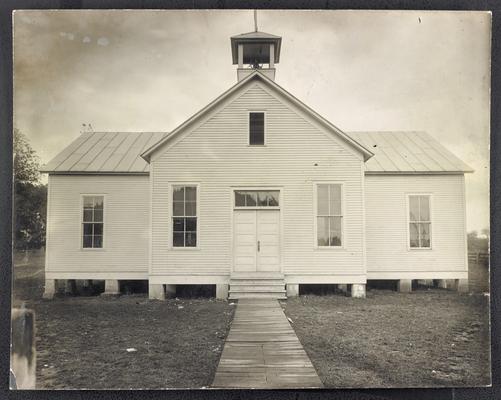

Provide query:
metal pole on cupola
left=230, top=11, right=282, bottom=82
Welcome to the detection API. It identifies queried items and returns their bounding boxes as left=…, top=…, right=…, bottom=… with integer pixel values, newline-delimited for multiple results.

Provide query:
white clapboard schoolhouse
left=41, top=29, right=473, bottom=300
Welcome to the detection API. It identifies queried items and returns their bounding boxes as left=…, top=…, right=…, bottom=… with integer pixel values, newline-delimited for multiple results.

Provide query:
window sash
left=249, top=112, right=265, bottom=145
left=234, top=190, right=279, bottom=207
left=172, top=185, right=197, bottom=247
left=316, top=184, right=343, bottom=247
left=408, top=195, right=431, bottom=248
left=82, top=195, right=104, bottom=249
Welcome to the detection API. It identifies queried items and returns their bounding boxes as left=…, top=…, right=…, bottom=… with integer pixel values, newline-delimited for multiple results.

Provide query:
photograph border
left=1, top=1, right=499, bottom=400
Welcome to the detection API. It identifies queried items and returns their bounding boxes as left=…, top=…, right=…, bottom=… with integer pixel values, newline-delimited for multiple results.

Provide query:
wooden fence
left=468, top=252, right=489, bottom=265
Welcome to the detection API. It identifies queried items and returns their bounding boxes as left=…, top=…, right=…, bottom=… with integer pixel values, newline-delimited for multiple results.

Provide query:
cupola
left=230, top=14, right=282, bottom=82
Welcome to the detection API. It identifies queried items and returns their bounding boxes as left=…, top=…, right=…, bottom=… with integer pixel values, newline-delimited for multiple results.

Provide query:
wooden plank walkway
left=212, top=299, right=323, bottom=389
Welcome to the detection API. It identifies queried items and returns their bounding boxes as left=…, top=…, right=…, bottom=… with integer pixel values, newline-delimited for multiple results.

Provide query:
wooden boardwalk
left=212, top=299, right=323, bottom=389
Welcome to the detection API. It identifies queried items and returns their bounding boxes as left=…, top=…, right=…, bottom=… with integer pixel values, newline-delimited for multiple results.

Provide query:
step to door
left=230, top=283, right=285, bottom=292
left=229, top=291, right=287, bottom=300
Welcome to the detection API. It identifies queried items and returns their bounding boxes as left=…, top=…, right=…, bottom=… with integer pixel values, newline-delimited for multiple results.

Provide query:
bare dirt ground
left=283, top=289, right=491, bottom=388
left=12, top=250, right=235, bottom=389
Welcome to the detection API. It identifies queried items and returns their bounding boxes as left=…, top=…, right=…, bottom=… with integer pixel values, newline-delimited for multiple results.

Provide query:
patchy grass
left=282, top=289, right=491, bottom=388
left=12, top=250, right=235, bottom=389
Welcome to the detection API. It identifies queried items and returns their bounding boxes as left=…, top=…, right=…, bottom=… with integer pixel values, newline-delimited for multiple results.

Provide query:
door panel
left=234, top=209, right=280, bottom=273
left=257, top=210, right=280, bottom=272
left=234, top=210, right=257, bottom=272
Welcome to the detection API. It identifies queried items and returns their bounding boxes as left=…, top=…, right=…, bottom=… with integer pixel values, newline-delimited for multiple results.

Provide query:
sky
left=13, top=10, right=490, bottom=233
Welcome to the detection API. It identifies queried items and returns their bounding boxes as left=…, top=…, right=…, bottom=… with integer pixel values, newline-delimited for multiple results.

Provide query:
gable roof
left=141, top=70, right=374, bottom=162
left=347, top=131, right=474, bottom=173
left=40, top=131, right=166, bottom=174
left=41, top=130, right=472, bottom=175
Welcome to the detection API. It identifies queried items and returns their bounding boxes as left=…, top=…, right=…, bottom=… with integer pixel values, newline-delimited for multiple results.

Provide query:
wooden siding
left=45, top=175, right=149, bottom=278
left=365, top=174, right=467, bottom=279
left=151, top=81, right=366, bottom=281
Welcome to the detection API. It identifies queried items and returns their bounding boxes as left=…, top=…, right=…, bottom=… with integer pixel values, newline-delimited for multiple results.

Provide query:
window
left=409, top=195, right=431, bottom=248
left=172, top=185, right=197, bottom=247
left=234, top=190, right=279, bottom=207
left=82, top=195, right=104, bottom=248
left=249, top=112, right=265, bottom=145
left=316, top=184, right=342, bottom=247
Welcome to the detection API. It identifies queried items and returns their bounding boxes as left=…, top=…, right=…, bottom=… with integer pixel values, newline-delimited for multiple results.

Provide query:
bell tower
left=230, top=11, right=282, bottom=82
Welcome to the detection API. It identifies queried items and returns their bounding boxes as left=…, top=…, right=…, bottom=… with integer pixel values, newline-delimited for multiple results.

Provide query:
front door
left=234, top=210, right=280, bottom=272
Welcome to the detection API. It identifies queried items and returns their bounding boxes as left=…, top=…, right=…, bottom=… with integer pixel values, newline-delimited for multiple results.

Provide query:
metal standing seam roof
left=41, top=130, right=473, bottom=174
left=40, top=132, right=166, bottom=174
left=347, top=131, right=474, bottom=173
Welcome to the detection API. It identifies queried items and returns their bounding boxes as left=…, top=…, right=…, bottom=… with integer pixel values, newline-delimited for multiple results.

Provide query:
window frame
left=169, top=182, right=200, bottom=250
left=80, top=194, right=106, bottom=251
left=406, top=193, right=433, bottom=250
left=313, top=182, right=345, bottom=250
left=247, top=111, right=266, bottom=146
left=233, top=189, right=281, bottom=210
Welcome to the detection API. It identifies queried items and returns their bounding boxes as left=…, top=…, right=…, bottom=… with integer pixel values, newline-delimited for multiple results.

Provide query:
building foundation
left=286, top=284, right=299, bottom=297
left=149, top=284, right=165, bottom=300
left=42, top=279, right=56, bottom=299
left=102, top=279, right=120, bottom=296
left=351, top=284, right=366, bottom=298
left=216, top=284, right=229, bottom=299
left=397, top=279, right=412, bottom=293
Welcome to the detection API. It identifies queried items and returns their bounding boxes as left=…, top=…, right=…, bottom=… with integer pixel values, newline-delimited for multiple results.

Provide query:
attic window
left=249, top=112, right=265, bottom=145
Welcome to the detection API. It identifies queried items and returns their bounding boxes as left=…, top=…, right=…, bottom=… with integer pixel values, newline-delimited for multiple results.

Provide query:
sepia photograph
left=11, top=9, right=491, bottom=389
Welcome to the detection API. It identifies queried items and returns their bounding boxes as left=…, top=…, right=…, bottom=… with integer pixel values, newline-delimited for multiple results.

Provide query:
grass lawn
left=12, top=250, right=235, bottom=389
left=282, top=289, right=491, bottom=388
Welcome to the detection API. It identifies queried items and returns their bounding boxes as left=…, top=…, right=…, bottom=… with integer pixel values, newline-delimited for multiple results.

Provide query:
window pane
left=185, top=186, right=196, bottom=201
left=185, top=217, right=197, bottom=232
left=420, top=223, right=431, bottom=247
left=329, top=216, right=342, bottom=246
left=185, top=232, right=197, bottom=247
left=235, top=191, right=246, bottom=206
left=93, top=235, right=103, bottom=248
left=268, top=191, right=279, bottom=206
left=409, top=223, right=420, bottom=247
left=173, top=232, right=184, bottom=247
left=93, top=197, right=104, bottom=210
left=83, top=197, right=94, bottom=208
left=173, top=186, right=184, bottom=201
left=317, top=185, right=329, bottom=215
left=409, top=196, right=419, bottom=221
left=257, top=191, right=268, bottom=206
left=93, top=223, right=103, bottom=236
left=420, top=196, right=430, bottom=221
left=329, top=185, right=342, bottom=215
left=83, top=235, right=93, bottom=248
left=173, top=201, right=184, bottom=216
left=83, top=223, right=93, bottom=235
left=249, top=112, right=264, bottom=145
left=83, top=209, right=93, bottom=222
left=93, top=209, right=103, bottom=222
left=185, top=201, right=196, bottom=216
left=173, top=218, right=185, bottom=232
left=245, top=192, right=257, bottom=206
left=317, top=216, right=329, bottom=246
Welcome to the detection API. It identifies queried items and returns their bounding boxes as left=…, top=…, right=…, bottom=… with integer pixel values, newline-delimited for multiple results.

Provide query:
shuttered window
left=316, top=184, right=343, bottom=247
left=82, top=195, right=104, bottom=248
left=172, top=185, right=197, bottom=247
left=249, top=112, right=265, bottom=145
left=408, top=195, right=431, bottom=248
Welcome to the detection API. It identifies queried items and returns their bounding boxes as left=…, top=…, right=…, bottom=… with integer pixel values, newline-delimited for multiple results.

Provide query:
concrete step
left=230, top=287, right=286, bottom=294
left=230, top=284, right=285, bottom=292
left=230, top=278, right=285, bottom=285
left=229, top=292, right=287, bottom=300
left=231, top=273, right=284, bottom=280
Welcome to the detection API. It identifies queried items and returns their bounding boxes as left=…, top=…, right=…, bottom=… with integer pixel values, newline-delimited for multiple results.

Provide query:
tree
left=13, top=129, right=47, bottom=249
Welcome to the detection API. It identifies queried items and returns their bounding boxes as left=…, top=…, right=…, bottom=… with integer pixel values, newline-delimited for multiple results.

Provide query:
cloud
left=83, top=36, right=91, bottom=43
left=97, top=37, right=109, bottom=46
